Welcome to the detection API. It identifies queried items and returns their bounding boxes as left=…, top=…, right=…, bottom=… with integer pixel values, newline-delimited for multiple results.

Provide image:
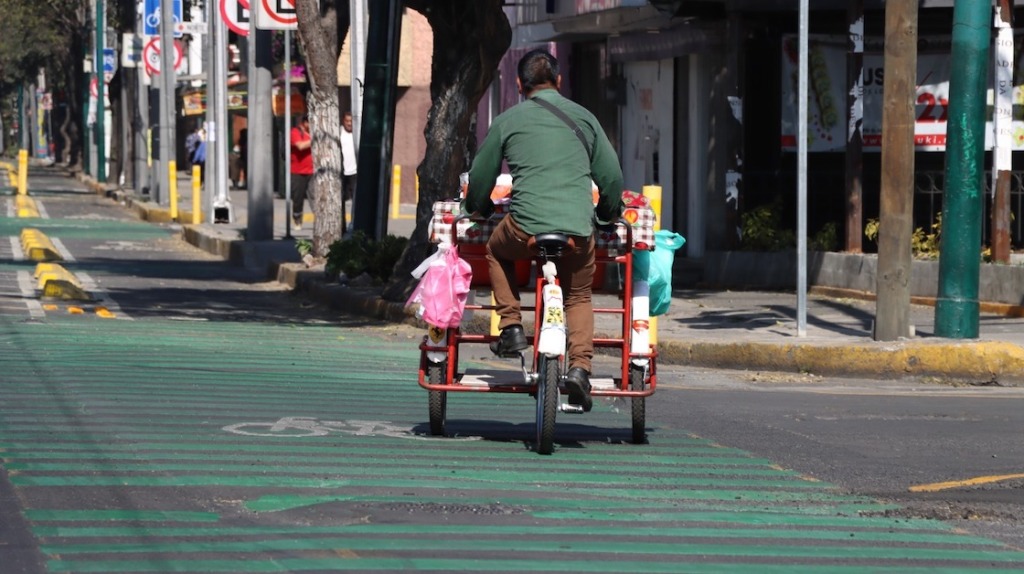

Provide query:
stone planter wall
left=701, top=250, right=1024, bottom=307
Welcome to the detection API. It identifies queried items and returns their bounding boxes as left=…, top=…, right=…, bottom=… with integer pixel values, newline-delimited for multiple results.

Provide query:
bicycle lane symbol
left=222, top=417, right=480, bottom=441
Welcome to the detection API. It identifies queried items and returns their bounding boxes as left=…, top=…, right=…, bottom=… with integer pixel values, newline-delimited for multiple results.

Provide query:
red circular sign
left=261, top=0, right=297, bottom=25
left=142, top=38, right=184, bottom=75
left=220, top=0, right=250, bottom=37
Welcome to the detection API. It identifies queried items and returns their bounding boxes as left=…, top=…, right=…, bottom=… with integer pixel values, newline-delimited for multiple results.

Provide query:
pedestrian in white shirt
left=341, top=111, right=357, bottom=229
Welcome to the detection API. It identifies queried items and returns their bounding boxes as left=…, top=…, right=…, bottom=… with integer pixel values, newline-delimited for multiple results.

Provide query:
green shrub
left=740, top=196, right=795, bottom=251
left=325, top=231, right=409, bottom=283
left=809, top=222, right=839, bottom=252
left=865, top=215, right=941, bottom=259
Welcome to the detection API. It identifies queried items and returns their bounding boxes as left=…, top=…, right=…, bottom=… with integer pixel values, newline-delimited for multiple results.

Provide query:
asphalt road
left=641, top=364, right=1024, bottom=551
left=2, top=175, right=1024, bottom=572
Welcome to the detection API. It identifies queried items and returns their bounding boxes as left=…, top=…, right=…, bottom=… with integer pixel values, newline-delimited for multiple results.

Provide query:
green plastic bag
left=632, top=230, right=685, bottom=316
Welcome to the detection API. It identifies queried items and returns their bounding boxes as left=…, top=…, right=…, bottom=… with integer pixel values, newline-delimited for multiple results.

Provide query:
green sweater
left=465, top=89, right=624, bottom=237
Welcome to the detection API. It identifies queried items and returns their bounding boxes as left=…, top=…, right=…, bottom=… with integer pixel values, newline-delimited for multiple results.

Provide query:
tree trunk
left=382, top=0, right=510, bottom=301
left=295, top=0, right=349, bottom=258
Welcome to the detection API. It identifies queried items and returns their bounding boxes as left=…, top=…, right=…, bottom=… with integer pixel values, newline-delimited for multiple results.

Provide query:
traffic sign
left=174, top=20, right=206, bottom=36
left=103, top=48, right=117, bottom=83
left=142, top=38, right=184, bottom=75
left=143, top=0, right=184, bottom=37
left=254, top=0, right=297, bottom=30
left=219, top=0, right=250, bottom=36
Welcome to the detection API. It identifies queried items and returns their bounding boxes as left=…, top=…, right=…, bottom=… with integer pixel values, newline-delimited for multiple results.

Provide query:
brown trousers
left=485, top=215, right=596, bottom=373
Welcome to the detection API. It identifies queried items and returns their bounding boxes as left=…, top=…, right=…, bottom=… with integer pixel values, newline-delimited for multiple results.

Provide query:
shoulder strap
left=531, top=97, right=592, bottom=160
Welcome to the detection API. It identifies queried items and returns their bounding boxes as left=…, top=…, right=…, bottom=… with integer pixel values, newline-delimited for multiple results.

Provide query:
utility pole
left=990, top=0, right=1014, bottom=264
left=158, top=0, right=177, bottom=205
left=874, top=0, right=917, bottom=342
left=935, top=0, right=991, bottom=339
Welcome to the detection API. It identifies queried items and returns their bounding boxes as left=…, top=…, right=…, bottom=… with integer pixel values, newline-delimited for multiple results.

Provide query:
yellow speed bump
left=15, top=194, right=40, bottom=218
left=33, top=262, right=90, bottom=301
left=20, top=228, right=61, bottom=261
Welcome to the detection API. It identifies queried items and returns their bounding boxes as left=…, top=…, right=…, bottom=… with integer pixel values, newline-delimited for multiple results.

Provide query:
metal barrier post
left=391, top=165, right=402, bottom=220
left=192, top=165, right=202, bottom=224
left=18, top=149, right=28, bottom=195
left=169, top=161, right=179, bottom=221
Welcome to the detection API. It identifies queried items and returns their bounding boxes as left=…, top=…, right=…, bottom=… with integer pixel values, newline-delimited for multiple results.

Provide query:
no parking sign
left=219, top=0, right=250, bottom=36
left=142, top=38, right=184, bottom=75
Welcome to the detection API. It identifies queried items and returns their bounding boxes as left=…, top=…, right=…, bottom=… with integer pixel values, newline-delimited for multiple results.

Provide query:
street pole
left=935, top=0, right=991, bottom=339
left=796, top=0, right=808, bottom=337
left=96, top=0, right=106, bottom=182
left=845, top=0, right=864, bottom=253
left=158, top=0, right=177, bottom=205
left=284, top=29, right=293, bottom=239
left=203, top=0, right=215, bottom=220
left=352, top=0, right=401, bottom=241
left=874, top=0, right=917, bottom=342
left=990, top=0, right=1014, bottom=264
left=349, top=0, right=366, bottom=147
left=246, top=28, right=274, bottom=239
left=212, top=7, right=230, bottom=222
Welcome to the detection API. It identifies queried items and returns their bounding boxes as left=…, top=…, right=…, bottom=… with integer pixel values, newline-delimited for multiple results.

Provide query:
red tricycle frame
left=416, top=213, right=658, bottom=446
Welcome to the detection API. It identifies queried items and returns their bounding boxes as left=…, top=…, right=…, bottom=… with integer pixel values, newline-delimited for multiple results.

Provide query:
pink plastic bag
left=405, top=245, right=473, bottom=328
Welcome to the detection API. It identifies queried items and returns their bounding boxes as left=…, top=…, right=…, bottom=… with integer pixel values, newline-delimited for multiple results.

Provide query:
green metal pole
left=934, top=0, right=991, bottom=338
left=352, top=0, right=401, bottom=241
left=96, top=0, right=106, bottom=182
left=17, top=84, right=24, bottom=152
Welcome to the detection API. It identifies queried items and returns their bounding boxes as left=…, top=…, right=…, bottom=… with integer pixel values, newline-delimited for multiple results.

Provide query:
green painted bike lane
left=3, top=312, right=1024, bottom=573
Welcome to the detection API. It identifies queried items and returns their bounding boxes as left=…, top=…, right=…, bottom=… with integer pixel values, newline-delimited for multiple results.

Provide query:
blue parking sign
left=103, top=48, right=117, bottom=74
left=143, top=0, right=183, bottom=37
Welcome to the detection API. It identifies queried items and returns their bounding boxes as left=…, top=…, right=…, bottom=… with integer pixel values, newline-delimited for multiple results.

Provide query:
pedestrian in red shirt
left=290, top=115, right=314, bottom=229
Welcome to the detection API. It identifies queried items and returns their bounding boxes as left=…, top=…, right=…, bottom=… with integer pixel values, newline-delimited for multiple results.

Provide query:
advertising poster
left=781, top=34, right=1024, bottom=153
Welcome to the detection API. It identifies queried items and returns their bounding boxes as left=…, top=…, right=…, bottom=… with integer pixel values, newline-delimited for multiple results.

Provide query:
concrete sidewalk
left=75, top=168, right=1024, bottom=384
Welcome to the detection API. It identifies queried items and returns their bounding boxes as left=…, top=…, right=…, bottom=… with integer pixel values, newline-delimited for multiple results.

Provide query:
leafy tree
left=381, top=0, right=511, bottom=301
left=294, top=0, right=349, bottom=259
left=0, top=0, right=92, bottom=165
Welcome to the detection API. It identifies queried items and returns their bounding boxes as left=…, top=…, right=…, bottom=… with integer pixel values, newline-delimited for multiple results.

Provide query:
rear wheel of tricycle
left=629, top=364, right=647, bottom=444
left=427, top=363, right=447, bottom=436
left=535, top=356, right=559, bottom=454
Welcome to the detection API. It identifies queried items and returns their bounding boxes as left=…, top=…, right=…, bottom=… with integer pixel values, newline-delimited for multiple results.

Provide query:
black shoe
left=489, top=325, right=528, bottom=357
left=564, top=367, right=593, bottom=412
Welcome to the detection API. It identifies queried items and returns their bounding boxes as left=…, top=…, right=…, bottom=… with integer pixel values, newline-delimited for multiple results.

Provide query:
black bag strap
left=531, top=97, right=592, bottom=160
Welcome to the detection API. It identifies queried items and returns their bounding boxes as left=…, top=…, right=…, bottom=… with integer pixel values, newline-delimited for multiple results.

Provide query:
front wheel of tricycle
left=629, top=364, right=647, bottom=444
left=427, top=363, right=447, bottom=436
left=535, top=356, right=559, bottom=455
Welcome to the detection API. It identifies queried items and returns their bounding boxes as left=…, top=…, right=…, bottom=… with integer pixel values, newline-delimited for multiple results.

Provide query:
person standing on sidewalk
left=340, top=111, right=357, bottom=230
left=463, top=48, right=624, bottom=412
left=290, top=115, right=314, bottom=230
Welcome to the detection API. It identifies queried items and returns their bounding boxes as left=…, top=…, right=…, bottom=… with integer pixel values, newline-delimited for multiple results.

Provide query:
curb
left=177, top=228, right=1024, bottom=384
left=281, top=263, right=1024, bottom=383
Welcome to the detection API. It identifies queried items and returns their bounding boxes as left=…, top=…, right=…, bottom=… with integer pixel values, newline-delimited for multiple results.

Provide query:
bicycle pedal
left=559, top=403, right=586, bottom=414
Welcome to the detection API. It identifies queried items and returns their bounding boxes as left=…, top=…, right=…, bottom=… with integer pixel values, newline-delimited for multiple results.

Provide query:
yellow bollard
left=391, top=164, right=402, bottom=219
left=18, top=149, right=28, bottom=195
left=169, top=161, right=178, bottom=221
left=191, top=165, right=202, bottom=224
left=490, top=292, right=500, bottom=336
left=642, top=185, right=663, bottom=345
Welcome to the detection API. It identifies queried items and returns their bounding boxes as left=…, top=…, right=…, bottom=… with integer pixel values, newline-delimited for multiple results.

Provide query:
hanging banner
left=781, top=34, right=1024, bottom=153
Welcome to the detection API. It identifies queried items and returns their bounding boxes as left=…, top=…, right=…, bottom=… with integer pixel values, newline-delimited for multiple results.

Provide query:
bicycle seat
left=528, top=233, right=574, bottom=257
